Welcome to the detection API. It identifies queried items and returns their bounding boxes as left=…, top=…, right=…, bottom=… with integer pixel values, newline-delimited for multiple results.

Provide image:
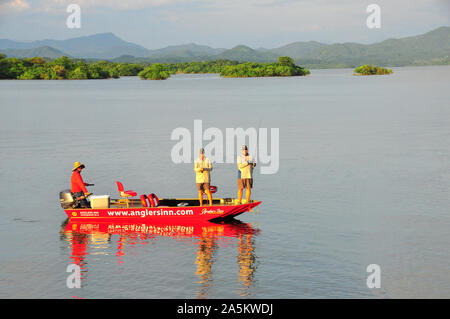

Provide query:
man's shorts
left=197, top=183, right=210, bottom=192
left=238, top=178, right=253, bottom=189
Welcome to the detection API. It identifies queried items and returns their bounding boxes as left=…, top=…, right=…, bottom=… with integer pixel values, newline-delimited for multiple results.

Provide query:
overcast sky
left=0, top=0, right=449, bottom=49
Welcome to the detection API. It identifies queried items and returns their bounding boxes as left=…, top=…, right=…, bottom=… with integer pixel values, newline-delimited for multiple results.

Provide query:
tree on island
left=220, top=56, right=310, bottom=78
left=117, top=63, right=145, bottom=76
left=354, top=64, right=393, bottom=75
left=278, top=56, right=295, bottom=67
left=138, top=63, right=170, bottom=80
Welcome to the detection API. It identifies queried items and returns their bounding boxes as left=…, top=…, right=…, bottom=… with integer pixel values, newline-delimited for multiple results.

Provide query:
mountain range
left=1, top=27, right=449, bottom=68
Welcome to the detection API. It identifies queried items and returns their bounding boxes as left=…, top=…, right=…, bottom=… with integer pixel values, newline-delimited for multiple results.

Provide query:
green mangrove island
left=354, top=64, right=393, bottom=75
left=0, top=54, right=310, bottom=80
left=139, top=56, right=310, bottom=80
left=0, top=54, right=143, bottom=80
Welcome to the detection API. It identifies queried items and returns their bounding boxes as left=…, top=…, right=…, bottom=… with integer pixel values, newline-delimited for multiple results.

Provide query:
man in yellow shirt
left=237, top=145, right=256, bottom=204
left=194, top=148, right=213, bottom=206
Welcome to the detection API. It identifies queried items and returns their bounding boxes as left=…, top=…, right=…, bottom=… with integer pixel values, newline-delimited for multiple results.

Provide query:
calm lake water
left=0, top=66, right=449, bottom=298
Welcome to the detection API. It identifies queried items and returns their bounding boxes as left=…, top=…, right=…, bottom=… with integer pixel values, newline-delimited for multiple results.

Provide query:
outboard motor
left=59, top=189, right=76, bottom=209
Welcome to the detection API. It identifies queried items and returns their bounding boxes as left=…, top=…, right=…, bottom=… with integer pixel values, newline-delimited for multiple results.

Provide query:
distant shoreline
left=1, top=62, right=449, bottom=81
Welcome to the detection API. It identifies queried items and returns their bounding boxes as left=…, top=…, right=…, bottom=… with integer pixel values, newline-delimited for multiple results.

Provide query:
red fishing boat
left=60, top=188, right=261, bottom=222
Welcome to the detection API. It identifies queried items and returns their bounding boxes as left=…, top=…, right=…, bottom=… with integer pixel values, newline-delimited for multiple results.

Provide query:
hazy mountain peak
left=231, top=45, right=255, bottom=51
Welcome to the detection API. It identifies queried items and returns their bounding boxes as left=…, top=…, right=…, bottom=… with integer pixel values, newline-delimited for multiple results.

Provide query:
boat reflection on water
left=60, top=218, right=260, bottom=297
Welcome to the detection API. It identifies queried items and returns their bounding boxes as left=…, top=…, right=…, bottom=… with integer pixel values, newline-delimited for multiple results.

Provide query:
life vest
left=140, top=194, right=148, bottom=207
left=203, top=185, right=217, bottom=194
left=147, top=193, right=159, bottom=207
left=209, top=185, right=217, bottom=194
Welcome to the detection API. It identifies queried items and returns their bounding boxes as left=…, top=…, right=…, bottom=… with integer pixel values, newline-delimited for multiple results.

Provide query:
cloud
left=0, top=0, right=448, bottom=47
left=36, top=0, right=197, bottom=11
left=10, top=0, right=365, bottom=12
left=0, top=0, right=30, bottom=12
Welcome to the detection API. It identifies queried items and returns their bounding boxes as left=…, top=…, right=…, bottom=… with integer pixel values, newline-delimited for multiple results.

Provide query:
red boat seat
left=116, top=181, right=137, bottom=208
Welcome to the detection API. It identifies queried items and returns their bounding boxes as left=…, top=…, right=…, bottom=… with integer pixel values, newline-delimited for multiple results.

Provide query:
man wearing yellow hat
left=71, top=161, right=93, bottom=208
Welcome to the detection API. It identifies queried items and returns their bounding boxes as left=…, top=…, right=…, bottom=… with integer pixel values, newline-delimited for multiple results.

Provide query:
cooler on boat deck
left=90, top=195, right=110, bottom=209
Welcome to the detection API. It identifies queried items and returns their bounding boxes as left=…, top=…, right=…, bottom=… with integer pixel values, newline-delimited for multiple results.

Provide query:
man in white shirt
left=194, top=148, right=213, bottom=206
left=237, top=145, right=256, bottom=204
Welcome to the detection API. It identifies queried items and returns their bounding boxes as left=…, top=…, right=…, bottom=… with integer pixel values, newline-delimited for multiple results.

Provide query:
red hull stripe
left=65, top=202, right=261, bottom=221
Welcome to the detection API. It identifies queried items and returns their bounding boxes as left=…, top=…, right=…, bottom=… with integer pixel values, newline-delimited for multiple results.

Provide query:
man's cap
left=241, top=145, right=248, bottom=151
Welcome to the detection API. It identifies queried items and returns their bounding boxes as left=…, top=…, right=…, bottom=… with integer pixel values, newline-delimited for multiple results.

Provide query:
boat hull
left=64, top=201, right=261, bottom=222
